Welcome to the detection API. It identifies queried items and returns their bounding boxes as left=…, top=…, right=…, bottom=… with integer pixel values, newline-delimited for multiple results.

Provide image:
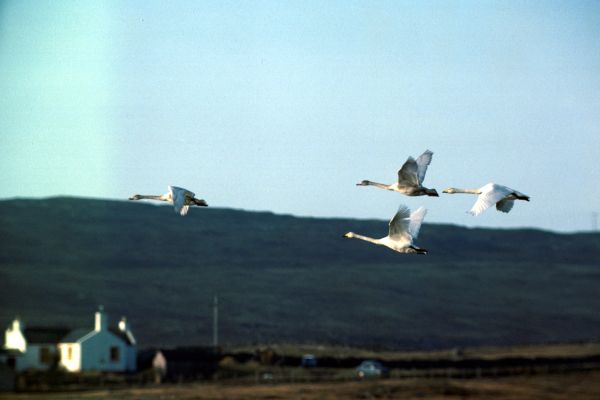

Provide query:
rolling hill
left=1, top=197, right=599, bottom=350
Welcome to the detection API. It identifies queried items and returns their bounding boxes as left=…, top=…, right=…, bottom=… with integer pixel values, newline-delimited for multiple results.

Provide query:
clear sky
left=1, top=1, right=599, bottom=232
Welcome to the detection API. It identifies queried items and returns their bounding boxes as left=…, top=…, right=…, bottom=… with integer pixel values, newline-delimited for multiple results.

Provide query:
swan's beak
left=343, top=232, right=352, bottom=238
left=356, top=180, right=368, bottom=186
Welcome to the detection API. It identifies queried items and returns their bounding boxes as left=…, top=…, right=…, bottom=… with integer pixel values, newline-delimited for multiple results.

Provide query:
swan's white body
left=128, top=186, right=208, bottom=216
left=344, top=205, right=428, bottom=254
left=443, top=183, right=529, bottom=216
left=357, top=150, right=439, bottom=197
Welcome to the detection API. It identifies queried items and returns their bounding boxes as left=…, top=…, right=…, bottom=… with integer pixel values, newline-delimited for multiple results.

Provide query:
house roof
left=0, top=348, right=22, bottom=357
left=60, top=328, right=135, bottom=346
left=23, top=327, right=71, bottom=344
left=109, top=328, right=136, bottom=346
left=60, top=328, right=93, bottom=343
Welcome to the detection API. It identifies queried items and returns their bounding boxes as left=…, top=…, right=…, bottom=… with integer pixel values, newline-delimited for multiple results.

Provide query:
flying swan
left=357, top=150, right=439, bottom=197
left=343, top=205, right=428, bottom=254
left=128, top=186, right=208, bottom=216
left=443, top=183, right=529, bottom=216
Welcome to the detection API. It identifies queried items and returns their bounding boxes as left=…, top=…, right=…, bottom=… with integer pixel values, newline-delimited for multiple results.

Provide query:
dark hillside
left=1, top=197, right=599, bottom=349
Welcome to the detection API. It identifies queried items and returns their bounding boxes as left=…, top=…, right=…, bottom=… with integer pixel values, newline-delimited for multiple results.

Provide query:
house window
left=110, top=346, right=120, bottom=362
left=40, top=347, right=53, bottom=365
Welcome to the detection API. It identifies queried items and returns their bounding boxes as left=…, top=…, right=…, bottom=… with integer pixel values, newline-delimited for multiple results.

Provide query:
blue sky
left=1, top=1, right=599, bottom=232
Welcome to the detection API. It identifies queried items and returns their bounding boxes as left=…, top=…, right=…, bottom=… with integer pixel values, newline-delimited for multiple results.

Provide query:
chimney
left=12, top=318, right=22, bottom=332
left=95, top=306, right=107, bottom=332
left=118, top=317, right=128, bottom=332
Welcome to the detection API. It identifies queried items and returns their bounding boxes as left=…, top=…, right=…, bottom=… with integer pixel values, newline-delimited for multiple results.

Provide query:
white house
left=58, top=307, right=136, bottom=373
left=4, top=319, right=69, bottom=371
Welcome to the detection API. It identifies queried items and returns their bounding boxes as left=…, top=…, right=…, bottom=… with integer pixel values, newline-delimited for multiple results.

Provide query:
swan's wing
left=468, top=184, right=512, bottom=216
left=496, top=199, right=515, bottom=213
left=388, top=205, right=411, bottom=240
left=171, top=190, right=187, bottom=215
left=169, top=186, right=194, bottom=216
left=397, top=157, right=419, bottom=186
left=415, top=150, right=433, bottom=184
left=179, top=205, right=190, bottom=216
left=408, top=206, right=427, bottom=240
left=169, top=185, right=194, bottom=197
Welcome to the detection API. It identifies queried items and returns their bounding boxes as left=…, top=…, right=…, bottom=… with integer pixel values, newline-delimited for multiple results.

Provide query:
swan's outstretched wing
left=415, top=150, right=433, bottom=185
left=169, top=186, right=194, bottom=216
left=169, top=186, right=194, bottom=197
left=388, top=205, right=411, bottom=240
left=496, top=199, right=515, bottom=213
left=179, top=205, right=190, bottom=216
left=397, top=157, right=419, bottom=186
left=408, top=206, right=427, bottom=240
left=468, top=183, right=512, bottom=216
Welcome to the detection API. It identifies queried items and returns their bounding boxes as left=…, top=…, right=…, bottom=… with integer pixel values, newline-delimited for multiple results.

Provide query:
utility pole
left=212, top=295, right=218, bottom=348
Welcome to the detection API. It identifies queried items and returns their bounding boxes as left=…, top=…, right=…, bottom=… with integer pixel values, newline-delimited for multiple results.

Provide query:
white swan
left=443, top=183, right=529, bottom=216
left=343, top=205, right=428, bottom=254
left=357, top=150, right=439, bottom=197
left=128, top=186, right=208, bottom=216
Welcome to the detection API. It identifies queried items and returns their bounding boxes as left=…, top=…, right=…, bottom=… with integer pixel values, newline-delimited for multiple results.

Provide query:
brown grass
left=2, top=370, right=600, bottom=400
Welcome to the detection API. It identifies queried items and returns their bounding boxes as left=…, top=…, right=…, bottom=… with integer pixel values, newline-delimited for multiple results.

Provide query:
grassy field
left=3, top=342, right=600, bottom=399
left=2, top=371, right=600, bottom=400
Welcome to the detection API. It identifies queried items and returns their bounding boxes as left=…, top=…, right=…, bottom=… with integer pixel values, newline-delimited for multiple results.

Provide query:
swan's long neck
left=447, top=188, right=481, bottom=195
left=362, top=180, right=390, bottom=190
left=349, top=233, right=381, bottom=245
left=137, top=194, right=168, bottom=201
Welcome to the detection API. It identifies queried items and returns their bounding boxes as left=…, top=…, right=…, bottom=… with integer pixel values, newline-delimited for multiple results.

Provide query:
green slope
left=1, top=197, right=599, bottom=349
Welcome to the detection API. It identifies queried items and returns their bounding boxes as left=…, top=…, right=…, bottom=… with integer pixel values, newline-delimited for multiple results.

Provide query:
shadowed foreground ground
left=3, top=371, right=599, bottom=400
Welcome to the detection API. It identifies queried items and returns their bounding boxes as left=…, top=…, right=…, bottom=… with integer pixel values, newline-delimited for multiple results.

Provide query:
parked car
left=356, top=360, right=389, bottom=379
left=261, top=372, right=274, bottom=381
left=301, top=354, right=317, bottom=368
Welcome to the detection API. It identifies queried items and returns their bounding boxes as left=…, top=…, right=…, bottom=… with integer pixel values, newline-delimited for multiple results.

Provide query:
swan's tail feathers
left=193, top=198, right=208, bottom=207
left=410, top=245, right=428, bottom=255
